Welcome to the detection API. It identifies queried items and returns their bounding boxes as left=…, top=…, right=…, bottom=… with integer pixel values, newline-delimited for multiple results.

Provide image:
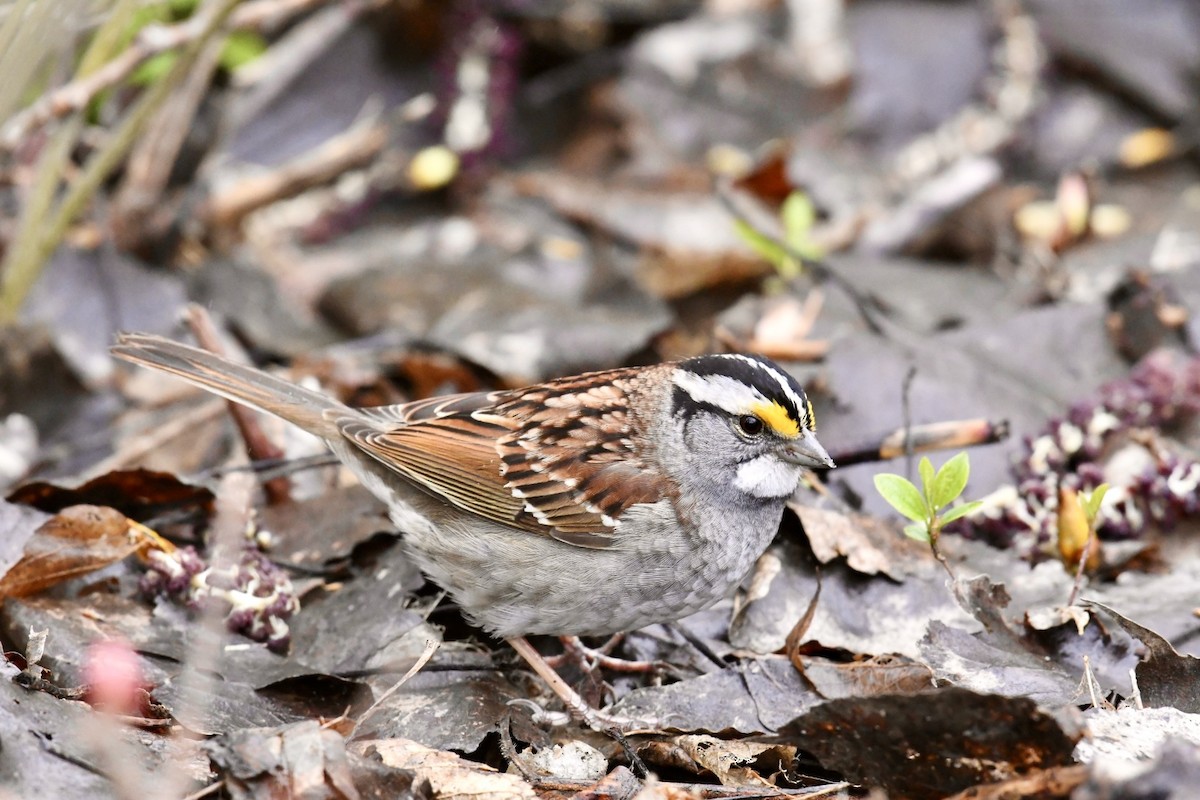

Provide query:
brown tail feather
left=111, top=333, right=346, bottom=440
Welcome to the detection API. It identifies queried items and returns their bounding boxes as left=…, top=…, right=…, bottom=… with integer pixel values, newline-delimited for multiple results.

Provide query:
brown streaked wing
left=491, top=371, right=674, bottom=541
left=354, top=390, right=506, bottom=425
left=339, top=413, right=539, bottom=531
left=338, top=366, right=674, bottom=549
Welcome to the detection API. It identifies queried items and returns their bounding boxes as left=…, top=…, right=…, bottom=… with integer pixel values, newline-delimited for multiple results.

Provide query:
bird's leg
left=552, top=634, right=665, bottom=673
left=505, top=636, right=656, bottom=733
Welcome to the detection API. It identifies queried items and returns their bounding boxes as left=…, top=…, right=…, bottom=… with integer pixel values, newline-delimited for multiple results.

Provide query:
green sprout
left=734, top=191, right=824, bottom=280
left=874, top=453, right=981, bottom=577
left=1061, top=482, right=1109, bottom=607
left=126, top=0, right=266, bottom=87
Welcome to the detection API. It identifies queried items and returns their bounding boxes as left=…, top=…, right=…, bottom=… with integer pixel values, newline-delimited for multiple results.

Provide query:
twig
left=713, top=180, right=887, bottom=335
left=529, top=778, right=850, bottom=798
left=901, top=365, right=917, bottom=478
left=829, top=418, right=1009, bottom=467
left=86, top=401, right=227, bottom=478
left=941, top=766, right=1088, bottom=800
left=668, top=622, right=727, bottom=670
left=12, top=671, right=88, bottom=701
left=111, top=32, right=226, bottom=252
left=227, top=1, right=366, bottom=128
left=198, top=452, right=340, bottom=483
left=1128, top=666, right=1143, bottom=710
left=784, top=571, right=822, bottom=684
left=201, top=115, right=388, bottom=228
left=179, top=780, right=226, bottom=800
left=158, top=470, right=257, bottom=800
left=0, top=0, right=335, bottom=147
left=350, top=637, right=439, bottom=738
left=1065, top=526, right=1094, bottom=609
left=0, top=0, right=244, bottom=323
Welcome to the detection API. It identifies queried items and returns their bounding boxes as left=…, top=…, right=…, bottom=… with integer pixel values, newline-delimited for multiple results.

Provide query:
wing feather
left=336, top=366, right=675, bottom=549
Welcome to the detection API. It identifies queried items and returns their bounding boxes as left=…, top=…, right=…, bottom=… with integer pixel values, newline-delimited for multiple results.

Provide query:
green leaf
left=874, top=473, right=928, bottom=523
left=121, top=2, right=171, bottom=49
left=930, top=452, right=971, bottom=510
left=219, top=30, right=267, bottom=71
left=939, top=501, right=983, bottom=524
left=733, top=220, right=788, bottom=269
left=918, top=457, right=935, bottom=498
left=904, top=523, right=931, bottom=542
left=1082, top=484, right=1109, bottom=521
left=130, top=51, right=178, bottom=86
left=781, top=192, right=815, bottom=248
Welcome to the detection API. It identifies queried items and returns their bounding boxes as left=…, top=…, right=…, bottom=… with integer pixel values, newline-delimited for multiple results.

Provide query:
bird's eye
left=736, top=415, right=764, bottom=436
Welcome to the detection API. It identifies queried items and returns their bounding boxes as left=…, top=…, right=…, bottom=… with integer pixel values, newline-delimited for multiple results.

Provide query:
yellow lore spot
left=752, top=401, right=800, bottom=438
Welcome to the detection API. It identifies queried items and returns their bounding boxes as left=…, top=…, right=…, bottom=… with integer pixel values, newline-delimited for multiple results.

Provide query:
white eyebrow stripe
left=673, top=369, right=766, bottom=415
left=722, top=354, right=807, bottom=419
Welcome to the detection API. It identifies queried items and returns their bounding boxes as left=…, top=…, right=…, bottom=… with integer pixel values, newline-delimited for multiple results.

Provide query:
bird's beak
left=784, top=431, right=835, bottom=469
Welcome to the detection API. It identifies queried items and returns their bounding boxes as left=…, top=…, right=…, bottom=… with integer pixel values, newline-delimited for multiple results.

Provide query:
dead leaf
left=797, top=654, right=934, bottom=700
left=1087, top=602, right=1200, bottom=713
left=206, top=720, right=364, bottom=800
left=0, top=505, right=146, bottom=598
left=674, top=735, right=792, bottom=788
left=8, top=468, right=214, bottom=522
left=354, top=738, right=537, bottom=800
left=790, top=504, right=932, bottom=580
left=781, top=686, right=1082, bottom=799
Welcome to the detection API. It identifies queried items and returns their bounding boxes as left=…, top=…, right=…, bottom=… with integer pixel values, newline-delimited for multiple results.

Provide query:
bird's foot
left=505, top=636, right=661, bottom=734
left=546, top=634, right=666, bottom=674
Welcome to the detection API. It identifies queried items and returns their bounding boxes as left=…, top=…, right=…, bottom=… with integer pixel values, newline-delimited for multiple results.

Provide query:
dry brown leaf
left=789, top=504, right=931, bottom=580
left=0, top=505, right=147, bottom=598
left=797, top=654, right=934, bottom=700
left=354, top=738, right=537, bottom=800
left=674, top=735, right=793, bottom=788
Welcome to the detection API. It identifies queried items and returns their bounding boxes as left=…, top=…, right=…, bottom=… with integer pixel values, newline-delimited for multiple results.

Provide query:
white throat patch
left=734, top=454, right=801, bottom=499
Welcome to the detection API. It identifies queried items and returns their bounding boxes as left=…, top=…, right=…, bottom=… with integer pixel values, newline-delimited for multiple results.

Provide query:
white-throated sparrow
left=112, top=334, right=833, bottom=729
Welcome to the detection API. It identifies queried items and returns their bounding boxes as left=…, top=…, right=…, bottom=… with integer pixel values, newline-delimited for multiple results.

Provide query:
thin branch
left=0, top=0, right=243, bottom=323
left=714, top=180, right=888, bottom=335
left=111, top=33, right=226, bottom=252
left=201, top=115, right=388, bottom=228
left=350, top=637, right=439, bottom=738
left=829, top=418, right=1009, bottom=468
left=0, top=0, right=333, bottom=147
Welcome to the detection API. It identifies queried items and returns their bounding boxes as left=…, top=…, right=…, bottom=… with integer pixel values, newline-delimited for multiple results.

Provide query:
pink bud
left=84, top=638, right=144, bottom=716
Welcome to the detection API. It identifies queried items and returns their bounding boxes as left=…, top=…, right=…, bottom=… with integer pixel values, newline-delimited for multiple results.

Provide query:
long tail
left=111, top=333, right=347, bottom=440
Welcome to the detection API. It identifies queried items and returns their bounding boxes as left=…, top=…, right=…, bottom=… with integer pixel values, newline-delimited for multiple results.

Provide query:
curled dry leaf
left=353, top=738, right=537, bottom=800
left=797, top=654, right=935, bottom=700
left=205, top=720, right=361, bottom=800
left=674, top=735, right=793, bottom=788
left=0, top=504, right=158, bottom=598
left=789, top=503, right=932, bottom=581
left=1086, top=602, right=1200, bottom=714
left=8, top=467, right=214, bottom=521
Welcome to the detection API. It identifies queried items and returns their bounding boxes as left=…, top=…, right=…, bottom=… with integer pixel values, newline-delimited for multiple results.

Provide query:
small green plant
left=125, top=0, right=266, bottom=88
left=874, top=452, right=981, bottom=547
left=1061, top=482, right=1109, bottom=607
left=734, top=191, right=824, bottom=280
